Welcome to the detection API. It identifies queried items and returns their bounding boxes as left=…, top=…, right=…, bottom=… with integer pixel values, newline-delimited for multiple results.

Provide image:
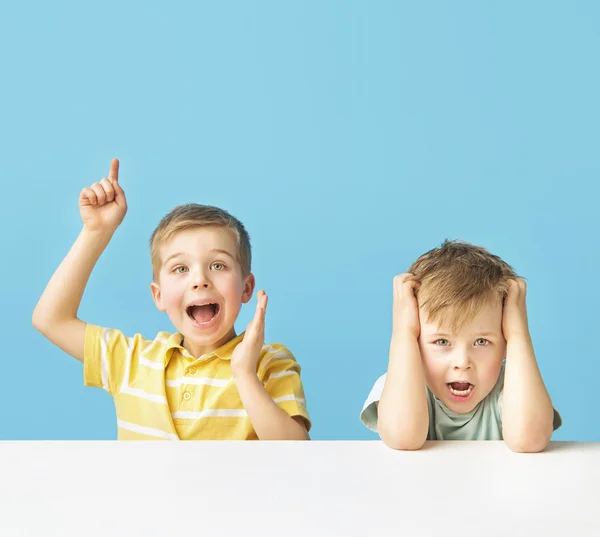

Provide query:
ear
left=241, top=273, right=256, bottom=304
left=150, top=281, right=166, bottom=312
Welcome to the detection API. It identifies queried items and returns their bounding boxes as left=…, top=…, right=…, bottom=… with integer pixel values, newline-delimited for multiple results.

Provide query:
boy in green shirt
left=361, top=240, right=561, bottom=451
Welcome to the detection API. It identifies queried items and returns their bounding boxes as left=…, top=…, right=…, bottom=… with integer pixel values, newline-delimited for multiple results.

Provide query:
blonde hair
left=149, top=204, right=251, bottom=281
left=409, top=239, right=518, bottom=333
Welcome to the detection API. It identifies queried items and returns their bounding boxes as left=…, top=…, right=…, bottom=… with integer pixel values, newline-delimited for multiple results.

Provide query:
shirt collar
left=164, top=332, right=245, bottom=362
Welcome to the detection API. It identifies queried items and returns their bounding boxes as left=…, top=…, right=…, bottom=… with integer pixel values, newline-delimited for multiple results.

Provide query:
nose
left=190, top=268, right=211, bottom=290
left=452, top=351, right=473, bottom=371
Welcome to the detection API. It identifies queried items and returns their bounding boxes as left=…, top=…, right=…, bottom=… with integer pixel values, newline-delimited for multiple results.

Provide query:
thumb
left=244, top=320, right=255, bottom=337
left=113, top=182, right=127, bottom=209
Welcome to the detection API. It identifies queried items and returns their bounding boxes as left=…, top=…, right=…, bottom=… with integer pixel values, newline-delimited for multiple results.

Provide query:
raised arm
left=378, top=274, right=429, bottom=450
left=231, top=291, right=310, bottom=440
left=501, top=279, right=554, bottom=452
left=32, top=159, right=127, bottom=362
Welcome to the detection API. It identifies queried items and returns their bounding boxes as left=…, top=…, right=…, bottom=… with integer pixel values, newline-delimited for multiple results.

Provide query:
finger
left=406, top=279, right=420, bottom=291
left=258, top=291, right=268, bottom=327
left=507, top=279, right=519, bottom=295
left=395, top=273, right=413, bottom=284
left=90, top=181, right=107, bottom=205
left=112, top=179, right=127, bottom=209
left=394, top=273, right=420, bottom=296
left=109, top=158, right=119, bottom=184
left=108, top=162, right=126, bottom=207
left=503, top=280, right=520, bottom=306
left=252, top=291, right=266, bottom=324
left=246, top=292, right=267, bottom=340
left=394, top=273, right=419, bottom=287
left=244, top=320, right=255, bottom=338
left=99, top=177, right=115, bottom=202
left=80, top=187, right=98, bottom=206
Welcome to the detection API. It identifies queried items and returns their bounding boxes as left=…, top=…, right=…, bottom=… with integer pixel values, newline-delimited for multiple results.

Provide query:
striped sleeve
left=83, top=324, right=146, bottom=397
left=259, top=344, right=311, bottom=431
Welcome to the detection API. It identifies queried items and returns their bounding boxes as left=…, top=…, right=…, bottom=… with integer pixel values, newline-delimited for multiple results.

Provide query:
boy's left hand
left=231, top=290, right=268, bottom=378
left=502, top=279, right=530, bottom=342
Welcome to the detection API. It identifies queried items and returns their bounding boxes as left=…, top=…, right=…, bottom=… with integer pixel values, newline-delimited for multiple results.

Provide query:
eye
left=211, top=262, right=226, bottom=271
left=173, top=266, right=188, bottom=274
left=475, top=338, right=489, bottom=346
left=434, top=339, right=450, bottom=346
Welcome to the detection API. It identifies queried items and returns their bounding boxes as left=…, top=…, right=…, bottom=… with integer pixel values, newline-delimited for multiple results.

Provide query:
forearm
left=33, top=228, right=112, bottom=329
left=234, top=373, right=309, bottom=440
left=378, top=332, right=429, bottom=450
left=502, top=336, right=554, bottom=452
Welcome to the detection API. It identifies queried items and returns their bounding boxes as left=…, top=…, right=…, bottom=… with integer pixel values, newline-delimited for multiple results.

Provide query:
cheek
left=420, top=347, right=446, bottom=383
left=477, top=348, right=504, bottom=384
left=161, top=282, right=185, bottom=310
left=217, top=274, right=245, bottom=299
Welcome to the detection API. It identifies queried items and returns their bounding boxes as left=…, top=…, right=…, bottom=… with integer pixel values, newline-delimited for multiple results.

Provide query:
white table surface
left=0, top=441, right=598, bottom=537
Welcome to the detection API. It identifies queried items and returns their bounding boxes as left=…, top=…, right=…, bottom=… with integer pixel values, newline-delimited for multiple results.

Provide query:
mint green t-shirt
left=360, top=364, right=562, bottom=440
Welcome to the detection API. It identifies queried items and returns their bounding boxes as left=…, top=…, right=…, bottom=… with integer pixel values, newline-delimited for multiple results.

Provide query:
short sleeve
left=360, top=373, right=387, bottom=432
left=84, top=324, right=144, bottom=397
left=552, top=408, right=563, bottom=431
left=259, top=344, right=311, bottom=431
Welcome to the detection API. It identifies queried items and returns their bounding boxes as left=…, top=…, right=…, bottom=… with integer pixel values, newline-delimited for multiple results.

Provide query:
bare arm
left=32, top=230, right=113, bottom=361
left=231, top=291, right=309, bottom=440
left=234, top=373, right=309, bottom=440
left=378, top=274, right=428, bottom=450
left=32, top=159, right=127, bottom=362
left=379, top=332, right=429, bottom=450
left=501, top=280, right=554, bottom=453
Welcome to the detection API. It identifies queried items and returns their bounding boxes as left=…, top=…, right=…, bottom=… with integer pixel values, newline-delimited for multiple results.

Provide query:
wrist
left=79, top=226, right=115, bottom=246
left=391, top=326, right=419, bottom=342
left=231, top=366, right=259, bottom=383
left=505, top=330, right=532, bottom=345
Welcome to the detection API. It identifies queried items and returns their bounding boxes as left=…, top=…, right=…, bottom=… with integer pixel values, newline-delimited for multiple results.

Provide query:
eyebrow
left=428, top=331, right=500, bottom=338
left=163, top=249, right=236, bottom=266
left=163, top=252, right=185, bottom=266
left=475, top=332, right=500, bottom=338
left=211, top=249, right=236, bottom=260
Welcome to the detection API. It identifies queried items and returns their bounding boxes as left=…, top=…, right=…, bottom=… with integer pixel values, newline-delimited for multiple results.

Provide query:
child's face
left=418, top=299, right=506, bottom=413
left=151, top=226, right=254, bottom=357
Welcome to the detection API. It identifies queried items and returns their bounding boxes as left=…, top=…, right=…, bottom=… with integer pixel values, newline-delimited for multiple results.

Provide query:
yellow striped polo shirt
left=83, top=324, right=310, bottom=440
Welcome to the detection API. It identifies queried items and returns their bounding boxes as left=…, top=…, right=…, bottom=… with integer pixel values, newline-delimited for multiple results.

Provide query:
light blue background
left=1, top=1, right=598, bottom=441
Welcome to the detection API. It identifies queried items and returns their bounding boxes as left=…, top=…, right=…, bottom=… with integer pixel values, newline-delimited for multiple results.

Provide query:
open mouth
left=446, top=381, right=475, bottom=401
left=186, top=303, right=220, bottom=325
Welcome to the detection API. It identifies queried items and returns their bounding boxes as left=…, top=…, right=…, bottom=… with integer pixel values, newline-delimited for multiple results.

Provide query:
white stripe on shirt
left=117, top=419, right=178, bottom=440
left=172, top=409, right=248, bottom=419
left=139, top=356, right=165, bottom=370
left=166, top=377, right=231, bottom=388
left=268, top=370, right=298, bottom=380
left=121, top=387, right=168, bottom=404
left=100, top=329, right=110, bottom=393
left=273, top=394, right=306, bottom=405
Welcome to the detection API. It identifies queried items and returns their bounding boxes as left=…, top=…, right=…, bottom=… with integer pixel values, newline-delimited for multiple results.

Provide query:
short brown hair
left=409, top=239, right=518, bottom=333
left=149, top=204, right=251, bottom=281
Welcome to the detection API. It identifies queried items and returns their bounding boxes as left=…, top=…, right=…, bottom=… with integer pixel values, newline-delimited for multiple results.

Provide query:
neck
left=181, top=327, right=237, bottom=358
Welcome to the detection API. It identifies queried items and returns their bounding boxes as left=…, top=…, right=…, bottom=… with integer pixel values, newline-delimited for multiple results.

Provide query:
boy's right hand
left=79, top=158, right=127, bottom=233
left=392, top=273, right=421, bottom=338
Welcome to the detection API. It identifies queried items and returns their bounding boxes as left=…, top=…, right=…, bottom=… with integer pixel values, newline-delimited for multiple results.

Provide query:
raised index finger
left=109, top=158, right=120, bottom=184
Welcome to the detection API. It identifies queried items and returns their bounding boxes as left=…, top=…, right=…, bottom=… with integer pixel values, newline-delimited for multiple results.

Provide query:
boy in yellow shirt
left=33, top=159, right=310, bottom=440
